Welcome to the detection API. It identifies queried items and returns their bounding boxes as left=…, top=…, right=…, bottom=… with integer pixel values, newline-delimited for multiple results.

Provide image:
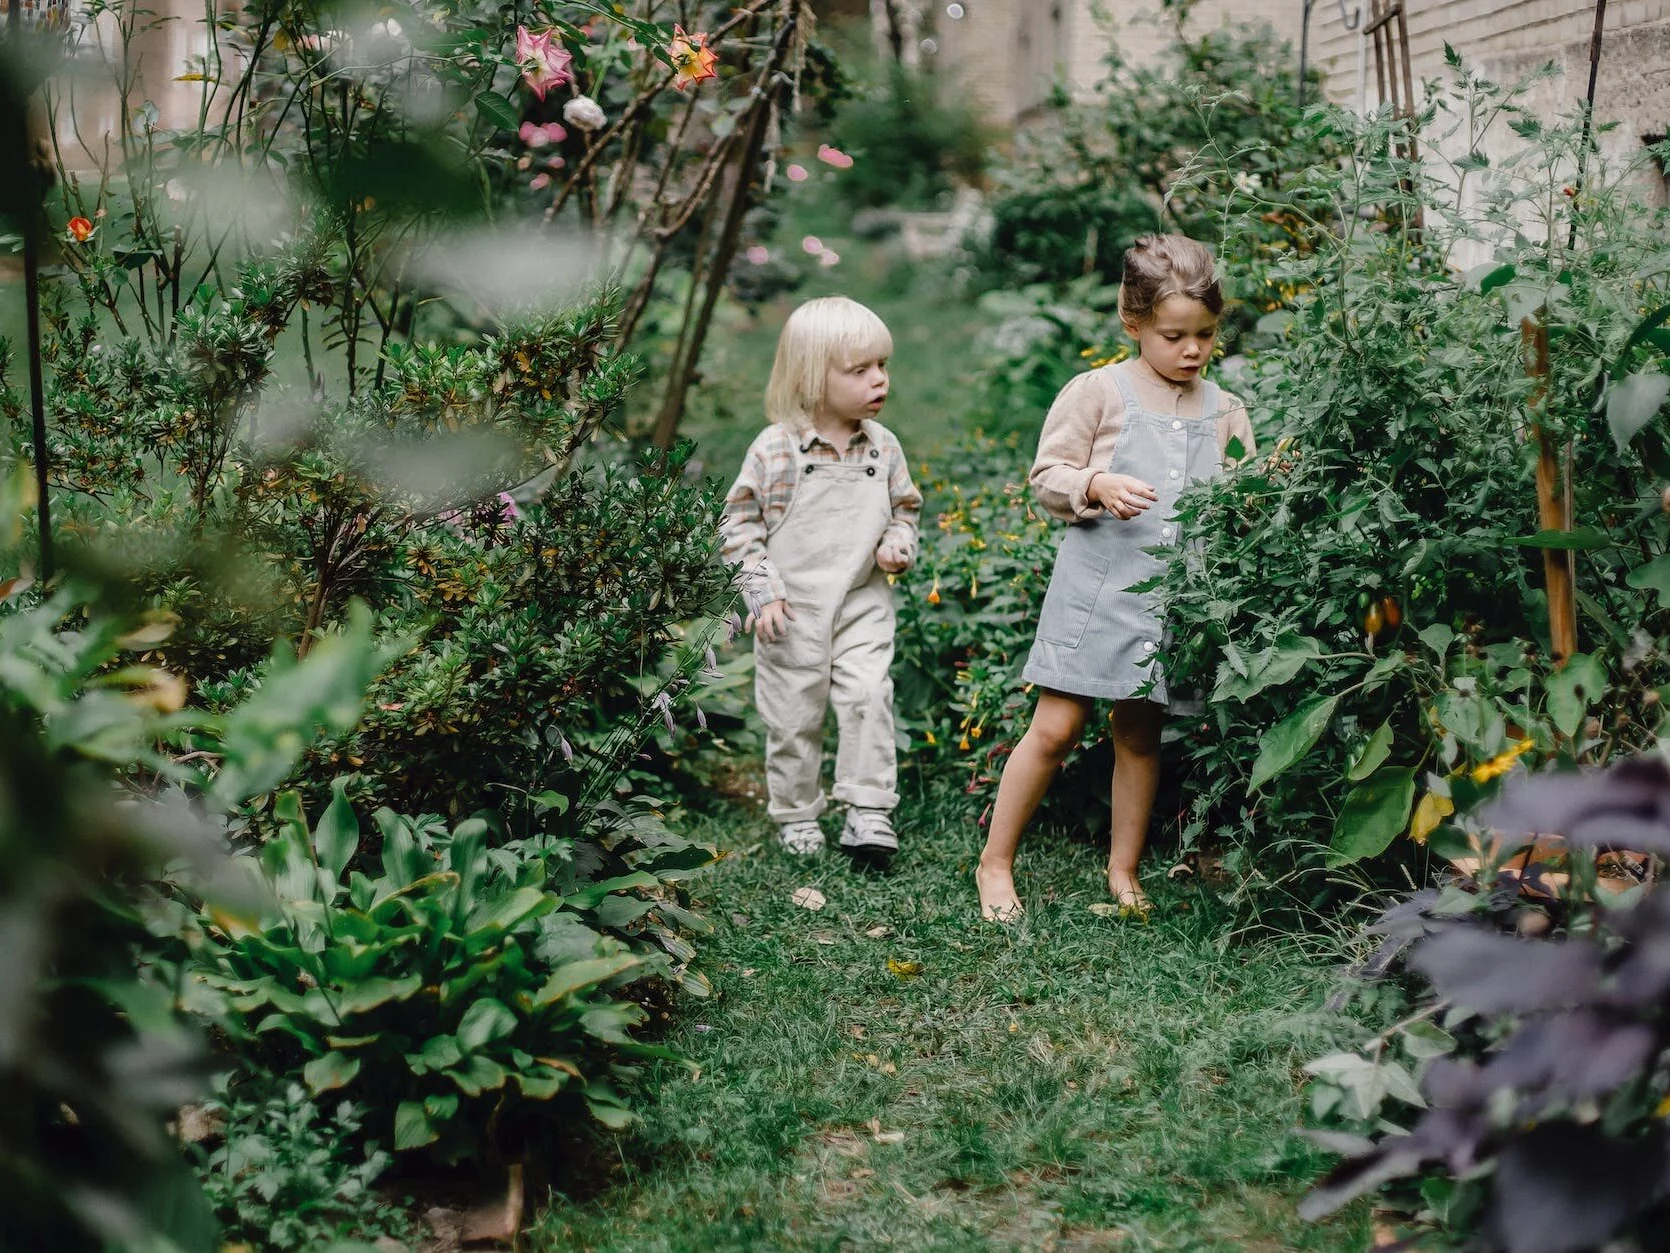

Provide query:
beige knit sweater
left=1029, top=357, right=1256, bottom=523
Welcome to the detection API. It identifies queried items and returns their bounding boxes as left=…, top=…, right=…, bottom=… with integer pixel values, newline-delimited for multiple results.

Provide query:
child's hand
left=746, top=599, right=795, bottom=643
left=1090, top=472, right=1159, bottom=520
left=875, top=541, right=910, bottom=574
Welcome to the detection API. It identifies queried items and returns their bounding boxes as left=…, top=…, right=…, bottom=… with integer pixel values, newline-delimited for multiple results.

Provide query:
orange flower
left=668, top=25, right=718, bottom=90
left=66, top=216, right=94, bottom=243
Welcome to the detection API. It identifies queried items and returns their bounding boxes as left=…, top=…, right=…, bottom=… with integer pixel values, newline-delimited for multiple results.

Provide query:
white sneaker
left=778, top=820, right=825, bottom=855
left=840, top=807, right=898, bottom=858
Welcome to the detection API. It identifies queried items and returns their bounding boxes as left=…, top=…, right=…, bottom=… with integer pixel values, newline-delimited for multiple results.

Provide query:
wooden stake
left=1523, top=315, right=1576, bottom=662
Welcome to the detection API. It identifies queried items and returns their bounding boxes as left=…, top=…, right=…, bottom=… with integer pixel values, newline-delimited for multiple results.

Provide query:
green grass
left=531, top=779, right=1372, bottom=1252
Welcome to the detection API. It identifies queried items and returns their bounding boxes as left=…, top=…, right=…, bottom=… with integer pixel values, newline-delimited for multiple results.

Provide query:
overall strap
left=1109, top=363, right=1142, bottom=417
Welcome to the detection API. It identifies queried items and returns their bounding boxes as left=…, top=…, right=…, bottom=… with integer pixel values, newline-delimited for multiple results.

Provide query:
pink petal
left=786, top=163, right=808, bottom=182
left=529, top=173, right=552, bottom=190
left=801, top=235, right=824, bottom=255
left=746, top=245, right=770, bottom=265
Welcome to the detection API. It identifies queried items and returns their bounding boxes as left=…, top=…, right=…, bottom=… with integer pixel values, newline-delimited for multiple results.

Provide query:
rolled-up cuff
left=833, top=782, right=899, bottom=810
left=1068, top=467, right=1104, bottom=519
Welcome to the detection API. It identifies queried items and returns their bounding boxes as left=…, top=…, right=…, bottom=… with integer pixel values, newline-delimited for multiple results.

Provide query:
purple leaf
left=1410, top=928, right=1604, bottom=1014
left=1488, top=1124, right=1666, bottom=1253
left=1477, top=758, right=1670, bottom=852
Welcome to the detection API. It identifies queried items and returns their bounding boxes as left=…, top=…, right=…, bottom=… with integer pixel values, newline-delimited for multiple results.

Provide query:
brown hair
left=1117, top=234, right=1224, bottom=325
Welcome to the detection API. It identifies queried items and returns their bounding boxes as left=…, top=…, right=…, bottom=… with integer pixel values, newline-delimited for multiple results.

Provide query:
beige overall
left=755, top=445, right=899, bottom=823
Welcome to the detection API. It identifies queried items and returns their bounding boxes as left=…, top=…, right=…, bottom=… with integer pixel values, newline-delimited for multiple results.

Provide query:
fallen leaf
left=792, top=886, right=826, bottom=911
left=741, top=967, right=757, bottom=977
left=847, top=1024, right=866, bottom=1038
left=811, top=930, right=838, bottom=946
left=865, top=925, right=892, bottom=938
left=873, top=1129, right=906, bottom=1144
left=1088, top=902, right=1118, bottom=918
left=886, top=958, right=923, bottom=980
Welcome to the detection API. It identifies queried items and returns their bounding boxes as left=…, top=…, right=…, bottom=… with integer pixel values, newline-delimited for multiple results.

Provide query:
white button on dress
left=1171, top=419, right=1183, bottom=430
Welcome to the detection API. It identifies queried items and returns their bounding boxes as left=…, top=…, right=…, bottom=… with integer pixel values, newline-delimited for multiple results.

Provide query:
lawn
left=531, top=781, right=1373, bottom=1252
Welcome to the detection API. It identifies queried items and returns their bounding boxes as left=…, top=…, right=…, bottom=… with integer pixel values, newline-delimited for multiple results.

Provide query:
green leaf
left=1327, top=767, right=1418, bottom=866
left=303, top=1051, right=361, bottom=1095
left=1348, top=719, right=1393, bottom=783
left=1249, top=695, right=1338, bottom=792
left=413, top=1034, right=463, bottom=1073
left=1418, top=624, right=1454, bottom=658
left=1545, top=652, right=1608, bottom=738
left=473, top=89, right=520, bottom=131
left=1627, top=554, right=1670, bottom=609
left=1608, top=371, right=1670, bottom=452
left=1214, top=635, right=1322, bottom=702
left=332, top=973, right=422, bottom=1016
left=209, top=604, right=394, bottom=808
left=465, top=886, right=556, bottom=939
left=445, top=1054, right=509, bottom=1096
left=1507, top=526, right=1612, bottom=550
left=456, top=997, right=518, bottom=1052
left=1613, top=302, right=1670, bottom=378
left=315, top=779, right=359, bottom=882
left=394, top=1101, right=436, bottom=1150
left=1403, top=1021, right=1456, bottom=1060
left=533, top=954, right=643, bottom=1006
left=377, top=808, right=423, bottom=888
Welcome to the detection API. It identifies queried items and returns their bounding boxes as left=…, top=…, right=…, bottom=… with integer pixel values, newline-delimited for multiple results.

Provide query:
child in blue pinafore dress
left=975, top=235, right=1255, bottom=922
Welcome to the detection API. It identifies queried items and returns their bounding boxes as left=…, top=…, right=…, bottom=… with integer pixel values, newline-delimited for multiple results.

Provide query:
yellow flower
left=1471, top=737, right=1536, bottom=783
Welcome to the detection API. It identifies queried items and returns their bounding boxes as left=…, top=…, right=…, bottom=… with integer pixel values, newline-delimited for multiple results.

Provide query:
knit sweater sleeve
left=1029, top=370, right=1123, bottom=522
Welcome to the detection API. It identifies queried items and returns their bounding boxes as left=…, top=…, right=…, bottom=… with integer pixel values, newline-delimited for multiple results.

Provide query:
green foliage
left=1159, top=67, right=1670, bottom=900
left=183, top=790, right=711, bottom=1163
left=828, top=64, right=989, bottom=211
left=0, top=541, right=388, bottom=1250
left=976, top=20, right=1336, bottom=354
left=196, top=1083, right=408, bottom=1252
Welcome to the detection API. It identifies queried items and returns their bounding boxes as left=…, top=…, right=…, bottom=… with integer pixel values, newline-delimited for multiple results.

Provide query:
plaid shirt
left=722, top=421, right=922, bottom=611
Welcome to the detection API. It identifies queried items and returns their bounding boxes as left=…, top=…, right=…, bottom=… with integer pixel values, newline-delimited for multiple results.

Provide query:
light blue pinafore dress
left=1022, top=366, right=1225, bottom=705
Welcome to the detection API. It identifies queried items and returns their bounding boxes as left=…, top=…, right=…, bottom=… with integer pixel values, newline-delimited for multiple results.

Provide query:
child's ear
left=1120, top=317, right=1142, bottom=340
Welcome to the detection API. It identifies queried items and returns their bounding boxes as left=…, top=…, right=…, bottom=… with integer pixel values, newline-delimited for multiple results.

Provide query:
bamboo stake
left=1523, top=315, right=1576, bottom=662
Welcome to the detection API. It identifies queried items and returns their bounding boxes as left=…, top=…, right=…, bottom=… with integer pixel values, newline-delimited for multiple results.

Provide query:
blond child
left=976, top=235, right=1255, bottom=921
left=721, top=296, right=922, bottom=862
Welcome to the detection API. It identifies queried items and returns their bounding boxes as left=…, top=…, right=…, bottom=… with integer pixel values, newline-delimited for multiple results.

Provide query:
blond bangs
left=765, top=296, right=894, bottom=430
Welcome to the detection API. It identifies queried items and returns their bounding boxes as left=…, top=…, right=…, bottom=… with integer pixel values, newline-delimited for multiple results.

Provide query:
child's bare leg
left=977, top=689, right=1091, bottom=919
left=1108, top=698, right=1163, bottom=910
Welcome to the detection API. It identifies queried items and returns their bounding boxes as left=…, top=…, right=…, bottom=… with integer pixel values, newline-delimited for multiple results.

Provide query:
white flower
left=1233, top=170, right=1264, bottom=194
left=562, top=95, right=607, bottom=133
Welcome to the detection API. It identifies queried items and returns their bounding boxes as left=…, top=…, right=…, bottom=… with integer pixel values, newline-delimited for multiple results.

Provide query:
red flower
left=668, top=25, right=718, bottom=91
left=66, top=216, right=94, bottom=243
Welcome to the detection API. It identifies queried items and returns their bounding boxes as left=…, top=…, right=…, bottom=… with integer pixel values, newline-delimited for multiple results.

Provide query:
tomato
left=1363, top=603, right=1385, bottom=636
left=1381, top=595, right=1402, bottom=630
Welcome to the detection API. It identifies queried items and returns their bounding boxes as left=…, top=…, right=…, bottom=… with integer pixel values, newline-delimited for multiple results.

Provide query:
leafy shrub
left=1161, top=69, right=1670, bottom=894
left=197, top=1083, right=407, bottom=1252
left=183, top=787, right=711, bottom=1163
left=828, top=63, right=989, bottom=211
left=0, top=531, right=389, bottom=1249
left=975, top=20, right=1336, bottom=353
left=1302, top=757, right=1670, bottom=1251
